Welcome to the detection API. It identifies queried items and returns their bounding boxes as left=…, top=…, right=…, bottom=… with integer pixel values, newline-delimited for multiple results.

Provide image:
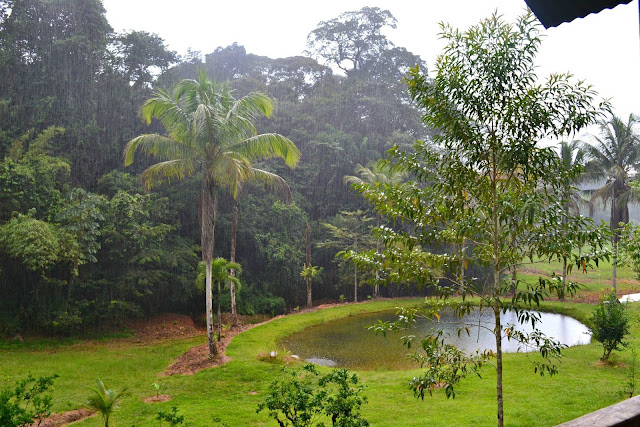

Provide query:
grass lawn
left=2, top=289, right=640, bottom=426
left=517, top=254, right=640, bottom=298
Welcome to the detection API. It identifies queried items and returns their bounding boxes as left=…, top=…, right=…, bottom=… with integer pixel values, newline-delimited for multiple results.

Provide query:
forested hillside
left=0, top=0, right=432, bottom=335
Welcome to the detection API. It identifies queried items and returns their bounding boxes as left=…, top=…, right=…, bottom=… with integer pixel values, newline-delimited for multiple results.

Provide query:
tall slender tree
left=344, top=162, right=405, bottom=297
left=348, top=13, right=609, bottom=427
left=124, top=71, right=300, bottom=355
left=583, top=114, right=640, bottom=295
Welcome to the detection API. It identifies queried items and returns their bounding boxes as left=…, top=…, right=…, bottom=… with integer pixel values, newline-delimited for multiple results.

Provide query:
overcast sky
left=102, top=0, right=639, bottom=119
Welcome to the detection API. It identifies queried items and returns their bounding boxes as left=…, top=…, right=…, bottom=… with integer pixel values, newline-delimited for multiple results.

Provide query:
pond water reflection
left=281, top=309, right=591, bottom=370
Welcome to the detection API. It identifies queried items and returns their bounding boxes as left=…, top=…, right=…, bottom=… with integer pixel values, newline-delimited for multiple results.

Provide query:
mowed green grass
left=2, top=295, right=640, bottom=426
left=517, top=254, right=640, bottom=296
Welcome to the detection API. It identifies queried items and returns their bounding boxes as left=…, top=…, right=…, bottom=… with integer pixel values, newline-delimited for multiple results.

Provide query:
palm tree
left=85, top=378, right=126, bottom=427
left=124, top=71, right=300, bottom=355
left=300, top=263, right=321, bottom=307
left=558, top=140, right=588, bottom=214
left=211, top=257, right=241, bottom=343
left=344, top=162, right=405, bottom=297
left=583, top=114, right=640, bottom=295
left=556, top=140, right=588, bottom=298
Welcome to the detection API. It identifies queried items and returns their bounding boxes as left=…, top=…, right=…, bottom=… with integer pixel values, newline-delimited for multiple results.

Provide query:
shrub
left=591, top=292, right=631, bottom=361
left=257, top=364, right=368, bottom=426
left=158, top=406, right=191, bottom=426
left=0, top=373, right=58, bottom=427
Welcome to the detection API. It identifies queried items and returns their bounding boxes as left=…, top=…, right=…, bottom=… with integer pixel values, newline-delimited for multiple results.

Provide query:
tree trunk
left=354, top=265, right=358, bottom=303
left=561, top=257, right=567, bottom=300
left=611, top=182, right=619, bottom=297
left=201, top=179, right=217, bottom=356
left=374, top=215, right=381, bottom=297
left=306, top=223, right=312, bottom=308
left=494, top=301, right=504, bottom=427
left=217, top=279, right=222, bottom=342
left=612, top=239, right=618, bottom=296
left=560, top=198, right=569, bottom=300
left=230, top=205, right=238, bottom=326
left=460, top=237, right=465, bottom=291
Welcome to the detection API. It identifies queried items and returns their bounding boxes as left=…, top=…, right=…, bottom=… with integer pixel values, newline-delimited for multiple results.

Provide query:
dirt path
left=33, top=409, right=96, bottom=427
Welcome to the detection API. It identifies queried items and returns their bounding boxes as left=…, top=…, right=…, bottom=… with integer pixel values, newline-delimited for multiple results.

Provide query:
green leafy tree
left=318, top=210, right=375, bottom=302
left=306, top=6, right=397, bottom=75
left=583, top=114, right=640, bottom=295
left=591, top=293, right=631, bottom=361
left=347, top=13, right=609, bottom=427
left=344, top=162, right=405, bottom=297
left=113, top=30, right=177, bottom=88
left=85, top=378, right=126, bottom=427
left=124, top=71, right=300, bottom=355
left=0, top=127, right=70, bottom=222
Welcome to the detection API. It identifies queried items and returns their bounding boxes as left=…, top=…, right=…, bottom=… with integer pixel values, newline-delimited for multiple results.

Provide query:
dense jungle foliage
left=0, top=0, right=434, bottom=335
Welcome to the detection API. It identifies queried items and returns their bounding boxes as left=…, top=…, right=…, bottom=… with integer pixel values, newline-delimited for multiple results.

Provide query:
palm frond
left=209, top=154, right=252, bottom=198
left=142, top=159, right=197, bottom=189
left=230, top=92, right=274, bottom=121
left=139, top=92, right=191, bottom=141
left=230, top=133, right=300, bottom=167
left=246, top=168, right=293, bottom=203
left=123, top=134, right=194, bottom=167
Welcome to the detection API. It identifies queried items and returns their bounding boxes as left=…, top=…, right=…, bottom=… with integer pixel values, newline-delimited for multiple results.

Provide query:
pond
left=281, top=308, right=591, bottom=370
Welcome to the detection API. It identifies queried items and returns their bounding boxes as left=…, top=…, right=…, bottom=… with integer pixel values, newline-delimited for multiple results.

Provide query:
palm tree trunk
left=230, top=205, right=238, bottom=326
left=306, top=223, right=312, bottom=308
left=611, top=185, right=618, bottom=297
left=217, top=279, right=222, bottom=342
left=375, top=215, right=381, bottom=297
left=354, top=265, right=358, bottom=303
left=612, top=239, right=618, bottom=296
left=201, top=179, right=217, bottom=356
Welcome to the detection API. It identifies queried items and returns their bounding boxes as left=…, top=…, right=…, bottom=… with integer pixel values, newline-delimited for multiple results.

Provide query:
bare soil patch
left=161, top=323, right=254, bottom=376
left=125, top=313, right=203, bottom=343
left=34, top=409, right=95, bottom=426
left=143, top=394, right=173, bottom=403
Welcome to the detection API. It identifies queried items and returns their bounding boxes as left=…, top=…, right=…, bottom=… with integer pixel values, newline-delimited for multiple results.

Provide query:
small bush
left=257, top=364, right=368, bottom=426
left=0, top=373, right=58, bottom=427
left=591, top=292, right=631, bottom=361
left=158, top=406, right=191, bottom=426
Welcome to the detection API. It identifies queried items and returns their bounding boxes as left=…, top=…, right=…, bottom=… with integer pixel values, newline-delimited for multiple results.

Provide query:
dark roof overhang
left=524, top=0, right=634, bottom=28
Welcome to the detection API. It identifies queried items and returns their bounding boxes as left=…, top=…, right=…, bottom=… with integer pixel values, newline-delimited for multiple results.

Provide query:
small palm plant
left=300, top=264, right=321, bottom=308
left=86, top=378, right=126, bottom=427
left=198, top=258, right=242, bottom=344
